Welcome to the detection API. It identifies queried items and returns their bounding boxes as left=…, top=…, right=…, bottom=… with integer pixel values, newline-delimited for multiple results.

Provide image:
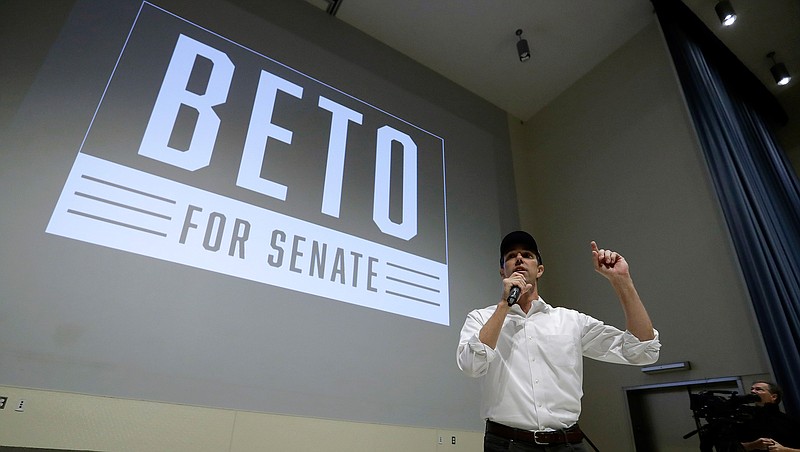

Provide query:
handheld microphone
left=507, top=286, right=521, bottom=306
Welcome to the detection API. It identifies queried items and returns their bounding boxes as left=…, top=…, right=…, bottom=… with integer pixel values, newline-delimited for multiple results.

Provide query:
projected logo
left=46, top=2, right=449, bottom=325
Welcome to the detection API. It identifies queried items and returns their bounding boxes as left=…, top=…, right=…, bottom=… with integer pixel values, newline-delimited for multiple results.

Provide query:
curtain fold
left=653, top=0, right=800, bottom=416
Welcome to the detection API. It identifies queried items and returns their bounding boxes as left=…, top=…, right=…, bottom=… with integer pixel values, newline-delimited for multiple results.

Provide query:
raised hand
left=591, top=241, right=630, bottom=280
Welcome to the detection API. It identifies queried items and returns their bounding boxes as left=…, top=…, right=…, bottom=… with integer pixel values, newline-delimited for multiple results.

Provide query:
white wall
left=0, top=385, right=483, bottom=451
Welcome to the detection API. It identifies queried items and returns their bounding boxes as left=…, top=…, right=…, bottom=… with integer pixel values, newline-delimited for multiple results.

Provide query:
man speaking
left=457, top=231, right=661, bottom=451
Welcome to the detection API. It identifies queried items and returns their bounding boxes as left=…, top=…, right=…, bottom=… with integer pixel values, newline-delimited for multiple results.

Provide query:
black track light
left=767, top=52, right=792, bottom=86
left=516, top=29, right=530, bottom=62
left=715, top=1, right=736, bottom=26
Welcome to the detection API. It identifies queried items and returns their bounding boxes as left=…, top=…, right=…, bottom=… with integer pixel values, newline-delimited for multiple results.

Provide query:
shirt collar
left=529, top=296, right=550, bottom=315
left=507, top=296, right=550, bottom=317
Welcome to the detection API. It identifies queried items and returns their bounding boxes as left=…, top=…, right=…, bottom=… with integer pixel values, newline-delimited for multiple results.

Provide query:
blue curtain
left=653, top=0, right=800, bottom=416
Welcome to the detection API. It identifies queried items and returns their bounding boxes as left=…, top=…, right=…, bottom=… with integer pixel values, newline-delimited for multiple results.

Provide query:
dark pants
left=484, top=432, right=590, bottom=452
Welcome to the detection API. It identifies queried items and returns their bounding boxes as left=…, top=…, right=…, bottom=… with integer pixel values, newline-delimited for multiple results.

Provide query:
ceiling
left=302, top=0, right=800, bottom=122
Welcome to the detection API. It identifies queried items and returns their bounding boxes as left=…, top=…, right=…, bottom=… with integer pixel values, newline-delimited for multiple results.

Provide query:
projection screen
left=0, top=0, right=515, bottom=429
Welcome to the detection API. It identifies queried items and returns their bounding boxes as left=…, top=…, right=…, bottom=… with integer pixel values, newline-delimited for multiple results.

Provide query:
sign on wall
left=46, top=2, right=450, bottom=325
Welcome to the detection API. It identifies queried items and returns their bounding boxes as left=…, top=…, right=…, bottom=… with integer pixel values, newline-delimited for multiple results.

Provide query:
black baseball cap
left=500, top=231, right=542, bottom=265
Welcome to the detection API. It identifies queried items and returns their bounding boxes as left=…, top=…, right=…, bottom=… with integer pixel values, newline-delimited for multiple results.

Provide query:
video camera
left=690, top=390, right=760, bottom=421
left=685, top=390, right=760, bottom=452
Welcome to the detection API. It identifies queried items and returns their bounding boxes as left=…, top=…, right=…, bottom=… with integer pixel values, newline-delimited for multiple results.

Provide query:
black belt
left=485, top=420, right=585, bottom=445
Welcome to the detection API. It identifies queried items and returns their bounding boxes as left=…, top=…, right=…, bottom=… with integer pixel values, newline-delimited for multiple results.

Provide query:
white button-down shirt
left=456, top=297, right=660, bottom=431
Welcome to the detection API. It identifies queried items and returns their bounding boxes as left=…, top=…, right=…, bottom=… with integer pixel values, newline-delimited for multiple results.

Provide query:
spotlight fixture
left=767, top=51, right=792, bottom=86
left=715, top=0, right=736, bottom=26
left=515, top=29, right=530, bottom=62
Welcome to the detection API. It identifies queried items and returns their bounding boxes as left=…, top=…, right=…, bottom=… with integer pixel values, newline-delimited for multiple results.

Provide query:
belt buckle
left=532, top=430, right=552, bottom=445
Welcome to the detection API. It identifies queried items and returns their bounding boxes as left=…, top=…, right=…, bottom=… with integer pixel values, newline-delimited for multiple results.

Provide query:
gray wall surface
left=511, top=19, right=771, bottom=450
left=0, top=0, right=516, bottom=430
left=1, top=1, right=781, bottom=449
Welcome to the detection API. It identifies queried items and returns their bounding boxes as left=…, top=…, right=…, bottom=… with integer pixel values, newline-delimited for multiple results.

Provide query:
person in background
left=457, top=231, right=660, bottom=451
left=739, top=381, right=800, bottom=452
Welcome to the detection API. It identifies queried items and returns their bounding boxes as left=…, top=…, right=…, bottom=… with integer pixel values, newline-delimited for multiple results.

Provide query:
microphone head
left=507, top=286, right=521, bottom=306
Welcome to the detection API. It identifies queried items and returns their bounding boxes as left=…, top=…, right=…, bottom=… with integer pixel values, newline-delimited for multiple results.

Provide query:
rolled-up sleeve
left=456, top=311, right=496, bottom=377
left=620, top=329, right=661, bottom=364
left=582, top=317, right=661, bottom=365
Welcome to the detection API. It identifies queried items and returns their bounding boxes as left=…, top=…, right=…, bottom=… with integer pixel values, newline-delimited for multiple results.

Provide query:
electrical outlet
left=451, top=435, right=456, bottom=445
left=0, top=396, right=7, bottom=409
left=438, top=435, right=443, bottom=445
left=15, top=399, right=25, bottom=412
